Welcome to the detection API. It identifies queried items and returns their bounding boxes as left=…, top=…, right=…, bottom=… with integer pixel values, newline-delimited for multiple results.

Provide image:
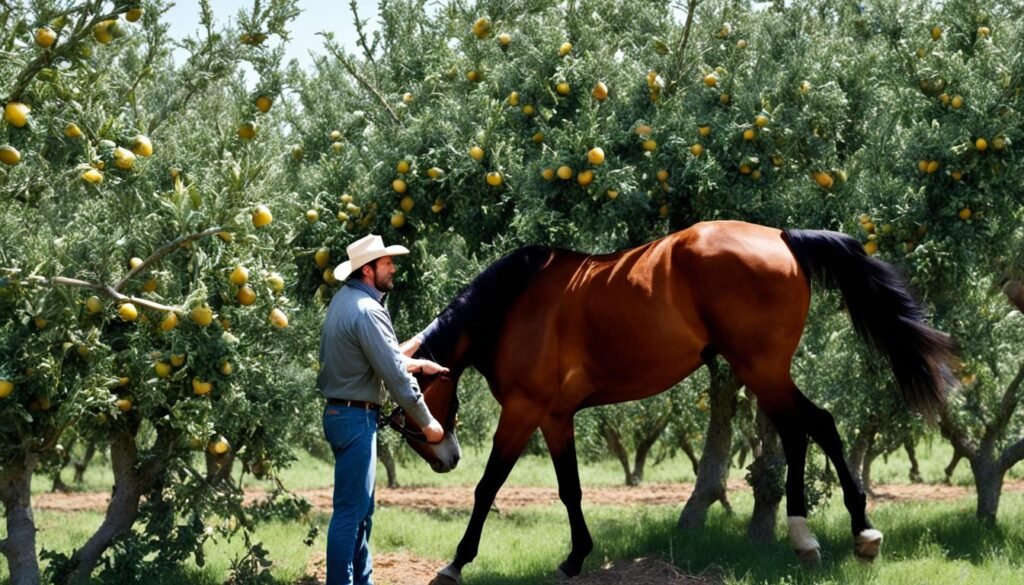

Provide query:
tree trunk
left=631, top=415, right=671, bottom=486
left=0, top=452, right=41, bottom=585
left=944, top=447, right=965, bottom=484
left=600, top=420, right=637, bottom=486
left=904, top=438, right=923, bottom=484
left=73, top=441, right=98, bottom=484
left=678, top=362, right=741, bottom=529
left=378, top=436, right=399, bottom=488
left=747, top=409, right=785, bottom=545
left=678, top=433, right=700, bottom=476
left=861, top=445, right=881, bottom=496
left=971, top=455, right=1005, bottom=523
left=846, top=429, right=872, bottom=488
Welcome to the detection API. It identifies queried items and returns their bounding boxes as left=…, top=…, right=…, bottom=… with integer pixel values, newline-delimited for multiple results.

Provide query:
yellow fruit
left=252, top=204, right=273, bottom=227
left=754, top=114, right=769, bottom=128
left=466, top=70, right=481, bottom=82
left=521, top=104, right=535, bottom=116
left=169, top=353, right=186, bottom=368
left=331, top=141, right=343, bottom=153
left=142, top=278, right=157, bottom=293
left=190, top=305, right=213, bottom=327
left=659, top=204, right=670, bottom=218
left=238, top=121, right=257, bottom=140
left=556, top=82, right=570, bottom=96
left=698, top=125, right=711, bottom=137
left=931, top=26, right=942, bottom=41
left=469, top=146, right=484, bottom=161
left=606, top=190, right=619, bottom=200
left=592, top=81, right=608, bottom=101
left=126, top=8, right=144, bottom=22
left=720, top=93, right=731, bottom=105
left=217, top=231, right=233, bottom=242
left=743, top=128, right=757, bottom=141
left=497, top=32, right=511, bottom=46
left=736, top=39, right=748, bottom=49
left=208, top=437, right=231, bottom=455
left=771, top=154, right=783, bottom=167
left=85, top=295, right=103, bottom=314
left=542, top=168, right=555, bottom=181
left=559, top=42, right=572, bottom=57
left=926, top=160, right=940, bottom=174
left=959, top=207, right=972, bottom=220
left=81, top=168, right=103, bottom=184
left=939, top=93, right=950, bottom=105
left=813, top=171, right=834, bottom=189
left=267, top=273, right=285, bottom=293
left=532, top=132, right=545, bottom=144
left=556, top=165, right=573, bottom=180
left=656, top=169, right=669, bottom=183
left=36, top=27, right=57, bottom=48
left=703, top=74, right=718, bottom=87
left=236, top=285, right=256, bottom=306
left=131, top=135, right=153, bottom=157
left=507, top=91, right=520, bottom=106
left=113, top=147, right=136, bottom=170
left=975, top=138, right=988, bottom=151
left=64, top=123, right=83, bottom=138
left=485, top=171, right=503, bottom=186
left=400, top=196, right=415, bottom=212
left=917, top=160, right=929, bottom=173
left=751, top=169, right=762, bottom=181
left=5, top=102, right=30, bottom=128
left=587, top=147, right=605, bottom=165
left=390, top=211, right=406, bottom=228
left=0, top=380, right=13, bottom=398
left=427, top=167, right=444, bottom=179
left=739, top=164, right=752, bottom=175
left=255, top=95, right=272, bottom=113
left=119, top=303, right=138, bottom=321
left=269, top=307, right=289, bottom=328
left=992, top=136, right=1005, bottom=150
left=116, top=398, right=133, bottom=412
left=431, top=199, right=445, bottom=213
left=951, top=95, right=964, bottom=109
left=642, top=139, right=657, bottom=152
left=977, top=26, right=990, bottom=37
left=159, top=311, right=178, bottom=332
left=0, top=145, right=20, bottom=166
left=128, top=257, right=144, bottom=270
left=220, top=361, right=234, bottom=376
left=472, top=17, right=491, bottom=39
left=864, top=241, right=878, bottom=255
left=392, top=178, right=408, bottom=193
left=635, top=124, right=652, bottom=136
left=402, top=92, right=414, bottom=104
left=154, top=361, right=172, bottom=378
left=396, top=160, right=410, bottom=174
left=330, top=130, right=342, bottom=141
left=314, top=247, right=331, bottom=268
left=306, top=209, right=319, bottom=223
left=690, top=144, right=704, bottom=156
left=577, top=170, right=594, bottom=187
left=92, top=21, right=114, bottom=44
left=192, top=377, right=213, bottom=396
left=800, top=80, right=812, bottom=94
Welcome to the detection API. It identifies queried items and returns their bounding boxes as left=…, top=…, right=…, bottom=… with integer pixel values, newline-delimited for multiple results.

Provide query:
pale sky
left=164, top=0, right=381, bottom=70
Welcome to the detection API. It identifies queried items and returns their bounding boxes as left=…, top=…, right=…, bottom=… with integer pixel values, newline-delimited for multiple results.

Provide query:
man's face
left=370, top=256, right=396, bottom=292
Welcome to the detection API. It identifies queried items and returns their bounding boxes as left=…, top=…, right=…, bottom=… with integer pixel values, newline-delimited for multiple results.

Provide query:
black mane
left=420, top=245, right=555, bottom=375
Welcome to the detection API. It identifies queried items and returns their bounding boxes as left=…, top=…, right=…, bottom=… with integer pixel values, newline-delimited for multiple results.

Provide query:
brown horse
left=389, top=220, right=956, bottom=584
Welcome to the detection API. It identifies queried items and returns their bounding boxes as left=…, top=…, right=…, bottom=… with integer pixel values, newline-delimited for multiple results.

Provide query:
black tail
left=783, top=229, right=957, bottom=420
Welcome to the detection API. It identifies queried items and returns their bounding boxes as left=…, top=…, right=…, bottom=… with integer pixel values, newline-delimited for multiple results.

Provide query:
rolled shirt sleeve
left=356, top=306, right=434, bottom=427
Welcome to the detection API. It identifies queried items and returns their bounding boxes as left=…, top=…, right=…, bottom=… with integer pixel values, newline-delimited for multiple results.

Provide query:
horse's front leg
left=431, top=403, right=540, bottom=585
left=541, top=416, right=593, bottom=578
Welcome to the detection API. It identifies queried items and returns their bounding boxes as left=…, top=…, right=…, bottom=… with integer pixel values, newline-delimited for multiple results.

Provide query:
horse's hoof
left=554, top=566, right=571, bottom=580
left=430, top=564, right=463, bottom=585
left=794, top=546, right=822, bottom=567
left=854, top=528, right=884, bottom=562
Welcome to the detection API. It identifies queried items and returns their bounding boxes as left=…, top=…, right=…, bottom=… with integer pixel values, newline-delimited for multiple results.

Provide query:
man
left=317, top=233, right=447, bottom=585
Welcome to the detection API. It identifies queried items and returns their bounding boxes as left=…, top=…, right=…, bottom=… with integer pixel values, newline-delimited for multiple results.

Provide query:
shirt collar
left=347, top=280, right=385, bottom=303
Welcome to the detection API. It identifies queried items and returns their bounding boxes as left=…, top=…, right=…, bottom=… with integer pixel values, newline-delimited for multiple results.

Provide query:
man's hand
left=406, top=358, right=449, bottom=376
left=423, top=418, right=444, bottom=444
left=399, top=336, right=422, bottom=357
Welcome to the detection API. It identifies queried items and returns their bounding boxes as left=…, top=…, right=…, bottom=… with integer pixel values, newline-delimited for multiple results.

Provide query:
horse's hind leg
left=541, top=416, right=593, bottom=578
left=431, top=402, right=541, bottom=585
left=793, top=392, right=882, bottom=561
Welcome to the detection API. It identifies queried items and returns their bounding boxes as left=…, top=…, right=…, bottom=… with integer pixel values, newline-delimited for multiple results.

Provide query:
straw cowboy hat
left=333, top=234, right=409, bottom=281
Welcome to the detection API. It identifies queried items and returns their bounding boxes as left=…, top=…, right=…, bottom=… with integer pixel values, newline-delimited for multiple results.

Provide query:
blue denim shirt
left=317, top=280, right=432, bottom=426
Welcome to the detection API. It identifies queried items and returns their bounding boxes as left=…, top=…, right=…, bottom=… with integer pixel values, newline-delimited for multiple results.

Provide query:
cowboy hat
left=333, top=234, right=410, bottom=281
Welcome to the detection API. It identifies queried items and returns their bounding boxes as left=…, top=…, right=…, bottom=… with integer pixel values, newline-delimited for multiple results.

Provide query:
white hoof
left=787, top=516, right=821, bottom=566
left=431, top=564, right=463, bottom=585
left=854, top=528, right=884, bottom=562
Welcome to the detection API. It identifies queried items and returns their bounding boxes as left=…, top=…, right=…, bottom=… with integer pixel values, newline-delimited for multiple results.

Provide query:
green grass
left=10, top=439, right=1024, bottom=584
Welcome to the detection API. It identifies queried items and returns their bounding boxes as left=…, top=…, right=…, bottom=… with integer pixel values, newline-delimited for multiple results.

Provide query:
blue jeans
left=323, top=405, right=378, bottom=585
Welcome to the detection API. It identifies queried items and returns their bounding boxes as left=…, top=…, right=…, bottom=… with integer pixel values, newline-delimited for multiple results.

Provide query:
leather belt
left=326, top=398, right=381, bottom=411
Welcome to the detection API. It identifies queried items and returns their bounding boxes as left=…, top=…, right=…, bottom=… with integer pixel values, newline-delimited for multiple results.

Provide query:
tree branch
left=323, top=38, right=401, bottom=126
left=8, top=274, right=179, bottom=313
left=984, top=362, right=1024, bottom=450
left=675, top=0, right=699, bottom=59
left=1000, top=436, right=1024, bottom=473
left=114, top=226, right=225, bottom=291
left=939, top=407, right=979, bottom=459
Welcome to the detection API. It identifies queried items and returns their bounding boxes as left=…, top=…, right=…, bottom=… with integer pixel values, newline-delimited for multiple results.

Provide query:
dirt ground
left=34, top=478, right=1024, bottom=513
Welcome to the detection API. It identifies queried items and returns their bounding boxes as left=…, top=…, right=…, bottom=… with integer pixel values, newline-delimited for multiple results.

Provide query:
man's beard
left=374, top=273, right=394, bottom=291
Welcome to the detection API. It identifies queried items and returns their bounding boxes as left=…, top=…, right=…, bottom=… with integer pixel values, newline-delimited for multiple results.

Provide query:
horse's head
left=387, top=372, right=461, bottom=472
